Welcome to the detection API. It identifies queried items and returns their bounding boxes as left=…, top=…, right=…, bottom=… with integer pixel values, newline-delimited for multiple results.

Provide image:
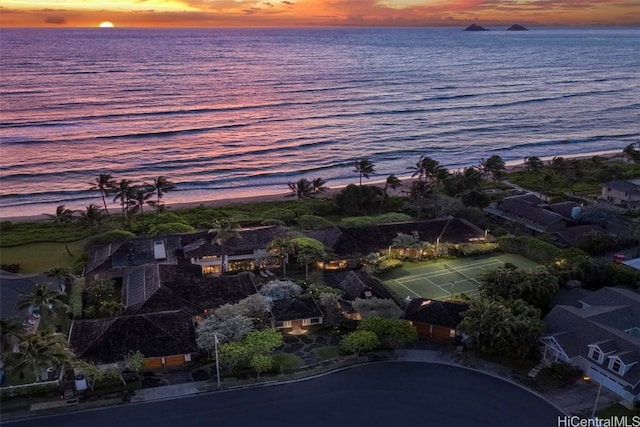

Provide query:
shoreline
left=0, top=149, right=624, bottom=224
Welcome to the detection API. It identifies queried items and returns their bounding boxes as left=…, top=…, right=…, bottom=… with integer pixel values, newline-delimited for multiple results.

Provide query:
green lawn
left=0, top=240, right=87, bottom=273
left=272, top=353, right=302, bottom=371
left=313, top=346, right=340, bottom=360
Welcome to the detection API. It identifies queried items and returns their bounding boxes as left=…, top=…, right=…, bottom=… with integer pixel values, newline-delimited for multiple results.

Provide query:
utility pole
left=214, top=333, right=221, bottom=390
left=590, top=380, right=603, bottom=418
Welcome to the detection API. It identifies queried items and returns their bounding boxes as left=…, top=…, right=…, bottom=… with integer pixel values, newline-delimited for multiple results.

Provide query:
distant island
left=507, top=24, right=529, bottom=31
left=464, top=24, right=489, bottom=31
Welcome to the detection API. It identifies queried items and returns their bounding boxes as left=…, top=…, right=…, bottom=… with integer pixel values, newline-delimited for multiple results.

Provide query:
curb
left=1, top=352, right=568, bottom=422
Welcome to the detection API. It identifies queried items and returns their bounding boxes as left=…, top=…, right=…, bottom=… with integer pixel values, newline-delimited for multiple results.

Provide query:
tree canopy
left=459, top=297, right=544, bottom=359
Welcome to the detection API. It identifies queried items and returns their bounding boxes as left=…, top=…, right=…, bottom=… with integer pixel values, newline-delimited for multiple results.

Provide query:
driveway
left=6, top=362, right=562, bottom=427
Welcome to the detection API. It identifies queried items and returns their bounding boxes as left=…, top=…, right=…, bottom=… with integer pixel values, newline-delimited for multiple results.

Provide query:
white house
left=540, top=287, right=640, bottom=404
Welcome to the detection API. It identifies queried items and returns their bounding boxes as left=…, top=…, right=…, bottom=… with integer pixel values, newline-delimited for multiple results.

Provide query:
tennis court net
left=444, top=264, right=480, bottom=285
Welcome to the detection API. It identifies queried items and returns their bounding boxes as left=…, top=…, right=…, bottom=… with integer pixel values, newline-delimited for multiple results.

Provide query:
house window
left=610, top=359, right=623, bottom=374
left=302, top=319, right=310, bottom=326
left=589, top=346, right=603, bottom=363
left=310, top=318, right=321, bottom=325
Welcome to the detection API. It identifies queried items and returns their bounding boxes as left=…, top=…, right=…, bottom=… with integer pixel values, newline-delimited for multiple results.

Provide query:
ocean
left=1, top=27, right=639, bottom=219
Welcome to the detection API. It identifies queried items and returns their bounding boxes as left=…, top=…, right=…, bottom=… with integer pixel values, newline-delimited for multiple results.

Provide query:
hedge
left=69, top=277, right=85, bottom=319
left=497, top=236, right=561, bottom=264
left=1, top=382, right=59, bottom=399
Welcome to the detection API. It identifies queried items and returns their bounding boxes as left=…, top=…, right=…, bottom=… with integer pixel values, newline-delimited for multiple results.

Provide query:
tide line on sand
left=1, top=149, right=625, bottom=224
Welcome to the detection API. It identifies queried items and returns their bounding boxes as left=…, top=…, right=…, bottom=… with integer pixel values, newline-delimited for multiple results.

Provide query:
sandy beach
left=1, top=149, right=625, bottom=224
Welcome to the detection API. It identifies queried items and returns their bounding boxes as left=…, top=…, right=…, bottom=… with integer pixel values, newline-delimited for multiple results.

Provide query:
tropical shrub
left=261, top=208, right=297, bottom=223
left=375, top=213, right=412, bottom=224
left=69, top=277, right=85, bottom=319
left=0, top=382, right=59, bottom=399
left=154, top=222, right=195, bottom=233
left=296, top=215, right=334, bottom=230
left=339, top=216, right=377, bottom=228
left=549, top=362, right=582, bottom=383
left=375, top=258, right=403, bottom=274
left=88, top=229, right=135, bottom=246
left=455, top=243, right=499, bottom=256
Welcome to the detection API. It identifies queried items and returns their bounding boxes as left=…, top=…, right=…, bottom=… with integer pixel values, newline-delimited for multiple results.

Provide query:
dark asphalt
left=5, top=362, right=562, bottom=427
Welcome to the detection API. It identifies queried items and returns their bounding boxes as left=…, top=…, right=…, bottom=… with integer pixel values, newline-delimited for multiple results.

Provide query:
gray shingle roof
left=603, top=180, right=640, bottom=194
left=404, top=299, right=469, bottom=329
left=271, top=297, right=324, bottom=322
left=0, top=271, right=62, bottom=320
left=543, top=287, right=640, bottom=387
left=69, top=310, right=198, bottom=365
left=182, top=226, right=286, bottom=258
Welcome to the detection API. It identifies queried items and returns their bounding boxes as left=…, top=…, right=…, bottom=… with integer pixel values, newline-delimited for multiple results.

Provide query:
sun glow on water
left=99, top=21, right=114, bottom=27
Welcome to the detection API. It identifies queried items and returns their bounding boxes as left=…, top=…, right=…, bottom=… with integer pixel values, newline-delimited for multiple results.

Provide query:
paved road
left=5, top=362, right=562, bottom=427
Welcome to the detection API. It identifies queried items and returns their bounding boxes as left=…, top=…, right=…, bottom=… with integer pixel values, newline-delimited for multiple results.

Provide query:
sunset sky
left=1, top=0, right=639, bottom=28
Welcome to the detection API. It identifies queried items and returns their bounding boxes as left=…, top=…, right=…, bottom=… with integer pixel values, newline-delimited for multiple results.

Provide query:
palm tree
left=0, top=317, right=23, bottom=354
left=47, top=267, right=71, bottom=293
left=148, top=176, right=175, bottom=230
left=17, top=283, right=67, bottom=314
left=408, top=155, right=427, bottom=183
left=90, top=174, right=115, bottom=216
left=311, top=177, right=328, bottom=198
left=378, top=174, right=402, bottom=214
left=9, top=330, right=74, bottom=382
left=623, top=143, right=640, bottom=164
left=269, top=236, right=295, bottom=277
left=408, top=155, right=446, bottom=186
left=80, top=204, right=106, bottom=234
left=406, top=156, right=446, bottom=219
left=112, top=179, right=134, bottom=228
left=524, top=156, right=544, bottom=173
left=130, top=185, right=153, bottom=234
left=287, top=178, right=314, bottom=202
left=46, top=205, right=74, bottom=256
left=209, top=218, right=241, bottom=274
left=479, top=155, right=506, bottom=183
left=353, top=159, right=375, bottom=186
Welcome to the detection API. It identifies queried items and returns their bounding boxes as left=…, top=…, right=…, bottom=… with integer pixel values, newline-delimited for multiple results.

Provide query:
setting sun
left=99, top=21, right=114, bottom=28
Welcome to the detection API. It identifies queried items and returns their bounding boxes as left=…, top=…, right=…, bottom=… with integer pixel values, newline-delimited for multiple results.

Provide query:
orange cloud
left=1, top=0, right=638, bottom=27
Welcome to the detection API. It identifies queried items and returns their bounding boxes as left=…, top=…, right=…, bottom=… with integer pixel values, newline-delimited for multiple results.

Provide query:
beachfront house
left=601, top=180, right=640, bottom=208
left=486, top=194, right=573, bottom=235
left=539, top=287, right=640, bottom=404
left=183, top=226, right=286, bottom=275
left=307, top=217, right=490, bottom=269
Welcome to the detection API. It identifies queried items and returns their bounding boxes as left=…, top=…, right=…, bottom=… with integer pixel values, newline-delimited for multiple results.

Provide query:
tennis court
left=382, top=253, right=538, bottom=301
